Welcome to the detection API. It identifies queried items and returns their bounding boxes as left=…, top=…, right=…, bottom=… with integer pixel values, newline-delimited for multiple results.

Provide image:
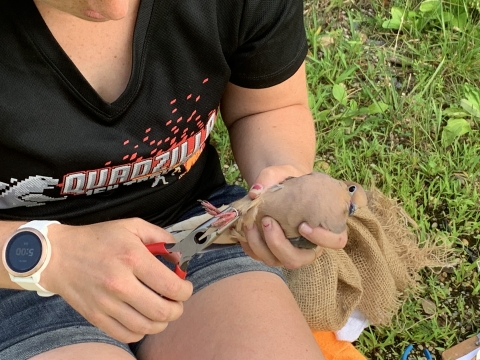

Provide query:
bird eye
left=348, top=185, right=356, bottom=195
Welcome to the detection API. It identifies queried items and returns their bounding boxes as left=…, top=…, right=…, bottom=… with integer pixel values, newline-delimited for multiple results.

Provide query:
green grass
left=211, top=0, right=480, bottom=358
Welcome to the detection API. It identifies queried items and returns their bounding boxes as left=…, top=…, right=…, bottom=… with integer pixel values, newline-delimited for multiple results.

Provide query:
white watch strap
left=18, top=220, right=59, bottom=236
left=9, top=274, right=54, bottom=297
left=11, top=220, right=60, bottom=297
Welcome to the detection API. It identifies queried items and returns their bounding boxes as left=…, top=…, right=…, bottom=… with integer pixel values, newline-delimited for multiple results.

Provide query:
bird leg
left=200, top=200, right=240, bottom=228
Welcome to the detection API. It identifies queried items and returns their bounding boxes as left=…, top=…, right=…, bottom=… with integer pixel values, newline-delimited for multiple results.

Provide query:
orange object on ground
left=312, top=331, right=367, bottom=360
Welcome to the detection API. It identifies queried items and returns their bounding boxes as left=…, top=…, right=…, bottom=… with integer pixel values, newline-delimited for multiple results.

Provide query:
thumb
left=126, top=219, right=176, bottom=245
left=127, top=219, right=180, bottom=263
left=248, top=166, right=295, bottom=199
left=248, top=183, right=265, bottom=199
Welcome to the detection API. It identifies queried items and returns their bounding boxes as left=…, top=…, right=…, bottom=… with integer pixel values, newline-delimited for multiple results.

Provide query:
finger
left=248, top=183, right=264, bottom=199
left=262, top=219, right=321, bottom=269
left=298, top=223, right=348, bottom=249
left=124, top=218, right=177, bottom=245
left=103, top=296, right=170, bottom=336
left=239, top=241, right=261, bottom=261
left=159, top=251, right=181, bottom=265
left=244, top=218, right=282, bottom=267
left=133, top=248, right=193, bottom=302
left=121, top=279, right=185, bottom=323
left=248, top=165, right=305, bottom=199
left=124, top=218, right=180, bottom=264
left=269, top=243, right=322, bottom=269
left=86, top=309, right=145, bottom=343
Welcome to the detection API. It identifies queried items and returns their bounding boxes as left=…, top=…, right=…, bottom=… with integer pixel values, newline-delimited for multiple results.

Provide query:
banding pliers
left=145, top=206, right=239, bottom=279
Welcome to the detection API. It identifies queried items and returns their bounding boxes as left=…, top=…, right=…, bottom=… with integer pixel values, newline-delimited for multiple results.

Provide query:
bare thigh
left=137, top=271, right=325, bottom=360
left=30, top=343, right=135, bottom=360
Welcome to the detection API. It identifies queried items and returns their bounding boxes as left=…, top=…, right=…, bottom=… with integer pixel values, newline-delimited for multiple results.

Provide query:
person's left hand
left=240, top=165, right=348, bottom=269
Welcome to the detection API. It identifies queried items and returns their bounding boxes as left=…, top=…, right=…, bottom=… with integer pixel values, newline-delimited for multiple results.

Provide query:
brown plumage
left=228, top=172, right=368, bottom=243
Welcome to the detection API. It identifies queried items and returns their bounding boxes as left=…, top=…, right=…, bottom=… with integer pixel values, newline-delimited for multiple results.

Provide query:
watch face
left=5, top=231, right=42, bottom=273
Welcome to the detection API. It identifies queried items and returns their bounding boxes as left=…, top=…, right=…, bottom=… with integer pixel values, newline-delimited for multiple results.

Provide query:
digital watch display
left=2, top=220, right=59, bottom=296
left=5, top=230, right=43, bottom=274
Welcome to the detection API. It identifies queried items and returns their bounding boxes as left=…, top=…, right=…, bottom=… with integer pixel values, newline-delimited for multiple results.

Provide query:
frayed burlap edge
left=365, top=187, right=454, bottom=288
left=283, top=187, right=453, bottom=331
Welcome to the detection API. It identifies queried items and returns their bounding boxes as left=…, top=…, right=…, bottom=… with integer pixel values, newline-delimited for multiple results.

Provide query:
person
left=0, top=1, right=349, bottom=359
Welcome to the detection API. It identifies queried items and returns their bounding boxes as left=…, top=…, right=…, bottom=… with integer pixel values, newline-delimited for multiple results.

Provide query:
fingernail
left=262, top=218, right=272, bottom=231
left=299, top=222, right=313, bottom=235
left=248, top=184, right=264, bottom=200
left=251, top=184, right=262, bottom=191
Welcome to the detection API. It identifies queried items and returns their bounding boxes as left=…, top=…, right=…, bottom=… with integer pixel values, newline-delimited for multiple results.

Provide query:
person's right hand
left=39, top=218, right=193, bottom=343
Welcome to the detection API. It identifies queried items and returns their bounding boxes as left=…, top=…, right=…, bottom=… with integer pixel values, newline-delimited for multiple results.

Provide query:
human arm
left=220, top=63, right=348, bottom=268
left=0, top=219, right=192, bottom=342
left=221, top=63, right=315, bottom=186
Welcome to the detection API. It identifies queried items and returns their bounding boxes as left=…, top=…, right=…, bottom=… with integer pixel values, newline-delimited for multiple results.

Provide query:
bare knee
left=30, top=343, right=135, bottom=360
left=138, top=271, right=325, bottom=360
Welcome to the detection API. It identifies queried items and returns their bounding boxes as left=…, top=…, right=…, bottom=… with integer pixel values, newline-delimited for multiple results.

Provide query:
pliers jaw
left=149, top=206, right=240, bottom=277
left=174, top=205, right=239, bottom=267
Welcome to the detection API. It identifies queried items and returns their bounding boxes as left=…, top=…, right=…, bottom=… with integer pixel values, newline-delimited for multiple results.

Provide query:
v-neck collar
left=14, top=0, right=155, bottom=122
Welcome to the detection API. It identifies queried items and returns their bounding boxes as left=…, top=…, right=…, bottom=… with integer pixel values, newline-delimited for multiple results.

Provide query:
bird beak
left=348, top=202, right=357, bottom=216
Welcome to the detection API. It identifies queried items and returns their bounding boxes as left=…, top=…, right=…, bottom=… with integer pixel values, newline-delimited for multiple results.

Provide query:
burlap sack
left=283, top=187, right=449, bottom=330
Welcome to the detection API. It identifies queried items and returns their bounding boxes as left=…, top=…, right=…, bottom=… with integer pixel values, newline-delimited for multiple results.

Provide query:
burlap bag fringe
left=283, top=187, right=450, bottom=331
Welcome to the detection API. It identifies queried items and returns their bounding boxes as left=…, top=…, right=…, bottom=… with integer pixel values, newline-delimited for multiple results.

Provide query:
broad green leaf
left=442, top=107, right=469, bottom=117
left=442, top=12, right=454, bottom=22
left=441, top=118, right=471, bottom=146
left=464, top=84, right=480, bottom=109
left=332, top=84, right=347, bottom=105
left=382, top=19, right=401, bottom=29
left=420, top=0, right=441, bottom=12
left=316, top=109, right=330, bottom=121
left=357, top=107, right=373, bottom=115
left=460, top=99, right=480, bottom=118
left=382, top=7, right=404, bottom=29
left=368, top=101, right=389, bottom=114
left=452, top=12, right=468, bottom=30
left=408, top=10, right=419, bottom=19
left=391, top=7, right=404, bottom=21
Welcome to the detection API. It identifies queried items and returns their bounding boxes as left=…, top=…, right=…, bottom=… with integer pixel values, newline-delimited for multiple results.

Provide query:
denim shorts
left=0, top=185, right=284, bottom=360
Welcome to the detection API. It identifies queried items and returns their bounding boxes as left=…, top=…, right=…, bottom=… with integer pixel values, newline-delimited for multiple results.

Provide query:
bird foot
left=200, top=200, right=239, bottom=228
left=199, top=200, right=222, bottom=216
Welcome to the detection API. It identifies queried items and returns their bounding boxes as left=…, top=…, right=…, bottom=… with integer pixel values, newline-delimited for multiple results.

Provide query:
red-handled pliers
left=146, top=206, right=239, bottom=279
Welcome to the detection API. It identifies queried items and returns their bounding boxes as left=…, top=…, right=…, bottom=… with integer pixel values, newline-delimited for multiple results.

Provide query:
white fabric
left=334, top=309, right=369, bottom=342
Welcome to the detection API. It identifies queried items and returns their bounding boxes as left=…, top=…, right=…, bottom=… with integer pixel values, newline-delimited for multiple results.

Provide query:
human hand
left=40, top=219, right=193, bottom=343
left=240, top=165, right=350, bottom=269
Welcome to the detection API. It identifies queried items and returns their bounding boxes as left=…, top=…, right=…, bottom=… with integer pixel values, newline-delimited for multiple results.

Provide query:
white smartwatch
left=2, top=220, right=59, bottom=297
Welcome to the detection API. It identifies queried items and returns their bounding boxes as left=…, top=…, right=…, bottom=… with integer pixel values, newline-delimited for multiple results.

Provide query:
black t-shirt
left=0, top=0, right=308, bottom=226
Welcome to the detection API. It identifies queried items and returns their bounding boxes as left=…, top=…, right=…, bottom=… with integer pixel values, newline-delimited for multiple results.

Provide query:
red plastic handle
left=173, top=265, right=187, bottom=279
left=146, top=243, right=187, bottom=279
left=145, top=242, right=169, bottom=255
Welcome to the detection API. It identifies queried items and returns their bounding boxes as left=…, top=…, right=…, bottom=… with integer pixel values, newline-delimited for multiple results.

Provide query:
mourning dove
left=201, top=172, right=368, bottom=247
